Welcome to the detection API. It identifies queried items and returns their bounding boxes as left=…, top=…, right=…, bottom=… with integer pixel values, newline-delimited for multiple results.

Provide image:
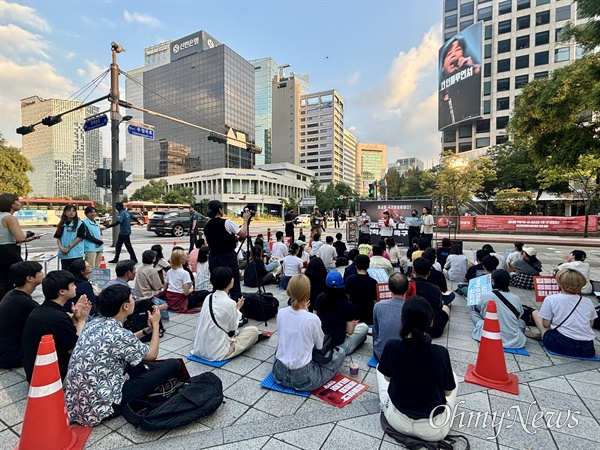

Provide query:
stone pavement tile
left=337, top=412, right=385, bottom=439
left=567, top=379, right=600, bottom=401
left=0, top=381, right=28, bottom=408
left=184, top=359, right=215, bottom=377
left=158, top=336, right=193, bottom=354
left=380, top=440, right=409, bottom=450
left=0, top=398, right=26, bottom=427
left=261, top=333, right=279, bottom=349
left=530, top=386, right=590, bottom=417
left=242, top=342, right=276, bottom=361
left=456, top=435, right=498, bottom=450
left=199, top=398, right=249, bottom=428
left=273, top=423, right=335, bottom=450
left=211, top=369, right=241, bottom=390
left=102, top=414, right=128, bottom=431
left=549, top=413, right=600, bottom=441
left=492, top=384, right=536, bottom=404
left=551, top=430, right=600, bottom=450
left=0, top=429, right=19, bottom=450
left=529, top=376, right=577, bottom=395
left=164, top=322, right=195, bottom=337
left=362, top=399, right=383, bottom=415
left=494, top=419, right=557, bottom=450
left=0, top=422, right=5, bottom=432
left=450, top=360, right=470, bottom=378
left=200, top=436, right=269, bottom=450
left=0, top=371, right=26, bottom=389
left=456, top=391, right=491, bottom=413
left=261, top=437, right=300, bottom=450
left=87, top=431, right=134, bottom=450
left=580, top=396, right=600, bottom=418
left=224, top=377, right=268, bottom=406
left=565, top=369, right=600, bottom=385
left=120, top=428, right=224, bottom=450
left=221, top=355, right=262, bottom=376
left=447, top=337, right=481, bottom=353
left=295, top=397, right=335, bottom=415
left=116, top=424, right=167, bottom=444
left=450, top=407, right=500, bottom=443
left=320, top=424, right=383, bottom=450
left=488, top=394, right=542, bottom=425
left=85, top=424, right=112, bottom=447
left=246, top=361, right=273, bottom=382
left=361, top=369, right=379, bottom=394
left=233, top=407, right=273, bottom=425
left=448, top=347, right=479, bottom=364
left=162, top=420, right=211, bottom=439
left=253, top=390, right=307, bottom=417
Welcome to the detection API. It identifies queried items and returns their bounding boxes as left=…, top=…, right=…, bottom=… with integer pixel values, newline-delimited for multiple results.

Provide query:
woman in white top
left=532, top=268, right=597, bottom=358
left=444, top=244, right=469, bottom=282
left=164, top=249, right=196, bottom=313
left=273, top=274, right=345, bottom=391
left=420, top=207, right=435, bottom=247
left=380, top=210, right=395, bottom=238
left=195, top=246, right=213, bottom=292
left=280, top=243, right=303, bottom=290
left=554, top=250, right=592, bottom=295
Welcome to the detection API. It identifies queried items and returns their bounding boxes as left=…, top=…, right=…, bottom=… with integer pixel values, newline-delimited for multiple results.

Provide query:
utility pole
left=109, top=42, right=124, bottom=246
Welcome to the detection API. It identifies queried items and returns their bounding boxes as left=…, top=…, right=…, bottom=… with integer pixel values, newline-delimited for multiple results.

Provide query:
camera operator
left=310, top=206, right=324, bottom=237
left=203, top=200, right=250, bottom=302
left=284, top=209, right=299, bottom=242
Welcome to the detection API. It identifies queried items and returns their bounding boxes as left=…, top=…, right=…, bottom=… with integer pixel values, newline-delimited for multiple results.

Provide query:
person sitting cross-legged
left=65, top=284, right=180, bottom=426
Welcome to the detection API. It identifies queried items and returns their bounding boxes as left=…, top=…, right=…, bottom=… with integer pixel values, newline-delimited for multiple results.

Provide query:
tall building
left=299, top=89, right=345, bottom=185
left=20, top=96, right=102, bottom=201
left=250, top=58, right=279, bottom=166
left=388, top=157, right=424, bottom=175
left=342, top=129, right=357, bottom=188
left=356, top=143, right=386, bottom=196
left=441, top=0, right=587, bottom=157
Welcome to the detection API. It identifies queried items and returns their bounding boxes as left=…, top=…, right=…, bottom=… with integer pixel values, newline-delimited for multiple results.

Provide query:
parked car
left=147, top=210, right=208, bottom=237
left=100, top=211, right=146, bottom=227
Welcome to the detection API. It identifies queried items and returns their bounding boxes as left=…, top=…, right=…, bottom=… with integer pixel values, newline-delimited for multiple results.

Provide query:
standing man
left=189, top=205, right=200, bottom=253
left=107, top=202, right=141, bottom=264
left=333, top=209, right=340, bottom=228
left=421, top=207, right=434, bottom=248
left=358, top=208, right=371, bottom=244
left=310, top=206, right=324, bottom=237
left=284, top=208, right=297, bottom=242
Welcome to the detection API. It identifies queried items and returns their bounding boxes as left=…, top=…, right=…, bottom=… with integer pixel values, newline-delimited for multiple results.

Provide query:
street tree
left=280, top=194, right=302, bottom=214
left=332, top=182, right=354, bottom=211
left=384, top=169, right=404, bottom=198
left=537, top=154, right=600, bottom=238
left=0, top=135, right=33, bottom=196
left=130, top=179, right=168, bottom=202
left=494, top=188, right=536, bottom=215
left=562, top=0, right=600, bottom=52
left=163, top=186, right=195, bottom=205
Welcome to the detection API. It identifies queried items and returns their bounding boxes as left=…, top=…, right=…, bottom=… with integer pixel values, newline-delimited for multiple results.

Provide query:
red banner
left=475, top=215, right=598, bottom=233
left=460, top=216, right=474, bottom=230
left=534, top=276, right=560, bottom=302
left=312, top=374, right=368, bottom=408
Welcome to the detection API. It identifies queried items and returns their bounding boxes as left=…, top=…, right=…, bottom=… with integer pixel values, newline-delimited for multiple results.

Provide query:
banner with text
left=475, top=215, right=598, bottom=233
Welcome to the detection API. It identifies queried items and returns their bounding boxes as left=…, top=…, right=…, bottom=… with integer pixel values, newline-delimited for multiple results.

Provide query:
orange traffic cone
left=15, top=335, right=91, bottom=450
left=99, top=254, right=107, bottom=269
left=464, top=301, right=519, bottom=395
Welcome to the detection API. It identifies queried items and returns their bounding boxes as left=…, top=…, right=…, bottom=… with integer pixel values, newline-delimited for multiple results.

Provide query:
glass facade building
left=356, top=143, right=386, bottom=196
left=250, top=58, right=278, bottom=166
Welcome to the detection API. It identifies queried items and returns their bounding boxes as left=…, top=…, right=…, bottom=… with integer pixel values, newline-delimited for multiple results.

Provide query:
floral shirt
left=64, top=317, right=149, bottom=426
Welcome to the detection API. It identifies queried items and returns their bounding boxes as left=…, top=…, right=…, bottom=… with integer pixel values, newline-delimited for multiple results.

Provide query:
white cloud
left=0, top=24, right=49, bottom=60
left=123, top=10, right=162, bottom=28
left=65, top=52, right=76, bottom=60
left=0, top=0, right=51, bottom=32
left=347, top=70, right=360, bottom=87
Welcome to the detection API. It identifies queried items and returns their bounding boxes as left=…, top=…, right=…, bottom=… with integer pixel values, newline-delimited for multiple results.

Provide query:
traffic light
left=16, top=125, right=35, bottom=135
left=368, top=184, right=374, bottom=198
left=41, top=116, right=62, bottom=126
left=94, top=168, right=111, bottom=188
left=113, top=170, right=132, bottom=190
left=207, top=132, right=227, bottom=144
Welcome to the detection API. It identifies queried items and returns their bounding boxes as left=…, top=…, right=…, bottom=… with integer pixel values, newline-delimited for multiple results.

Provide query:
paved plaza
left=1, top=242, right=599, bottom=450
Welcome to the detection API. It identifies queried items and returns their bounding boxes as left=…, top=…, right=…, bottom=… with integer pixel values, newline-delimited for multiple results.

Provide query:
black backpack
left=241, top=291, right=279, bottom=323
left=123, top=372, right=223, bottom=431
left=123, top=299, right=165, bottom=342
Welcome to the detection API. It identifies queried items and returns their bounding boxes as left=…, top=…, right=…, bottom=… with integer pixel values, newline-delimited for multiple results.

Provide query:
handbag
left=312, top=334, right=334, bottom=364
left=208, top=294, right=236, bottom=338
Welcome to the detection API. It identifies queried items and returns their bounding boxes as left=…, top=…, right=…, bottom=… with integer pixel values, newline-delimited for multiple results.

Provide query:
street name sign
left=83, top=114, right=108, bottom=132
left=127, top=123, right=154, bottom=140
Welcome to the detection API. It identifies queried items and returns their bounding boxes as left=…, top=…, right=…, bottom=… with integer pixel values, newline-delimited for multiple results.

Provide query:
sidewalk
left=1, top=246, right=599, bottom=449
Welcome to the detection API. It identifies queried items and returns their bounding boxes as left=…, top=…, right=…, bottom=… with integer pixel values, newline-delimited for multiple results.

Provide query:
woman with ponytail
left=377, top=296, right=457, bottom=442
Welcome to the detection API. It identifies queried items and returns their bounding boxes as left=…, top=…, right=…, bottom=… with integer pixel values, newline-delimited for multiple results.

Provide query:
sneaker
left=257, top=333, right=271, bottom=343
left=524, top=329, right=542, bottom=341
left=238, top=317, right=248, bottom=327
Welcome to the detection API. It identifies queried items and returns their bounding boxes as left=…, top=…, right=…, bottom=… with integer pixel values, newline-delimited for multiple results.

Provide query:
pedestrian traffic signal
left=94, top=168, right=111, bottom=188
left=368, top=184, right=374, bottom=198
left=113, top=170, right=132, bottom=190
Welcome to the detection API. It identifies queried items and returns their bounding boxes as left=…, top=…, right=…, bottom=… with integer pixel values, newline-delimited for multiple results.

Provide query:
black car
left=100, top=211, right=146, bottom=227
left=147, top=210, right=208, bottom=237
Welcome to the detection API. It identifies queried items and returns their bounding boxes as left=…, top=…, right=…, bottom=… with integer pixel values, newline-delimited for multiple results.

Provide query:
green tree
left=73, top=195, right=90, bottom=201
left=470, top=157, right=497, bottom=214
left=131, top=179, right=168, bottom=202
left=0, top=135, right=33, bottom=196
left=384, top=169, right=404, bottom=198
left=121, top=194, right=129, bottom=203
left=494, top=188, right=536, bottom=215
left=332, top=182, right=354, bottom=211
left=280, top=194, right=302, bottom=215
left=164, top=186, right=195, bottom=205
left=562, top=0, right=600, bottom=52
left=404, top=168, right=428, bottom=197
left=537, top=154, right=600, bottom=238
left=197, top=199, right=210, bottom=215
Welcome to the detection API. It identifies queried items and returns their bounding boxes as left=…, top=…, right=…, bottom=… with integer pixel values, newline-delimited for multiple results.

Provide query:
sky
left=0, top=0, right=443, bottom=166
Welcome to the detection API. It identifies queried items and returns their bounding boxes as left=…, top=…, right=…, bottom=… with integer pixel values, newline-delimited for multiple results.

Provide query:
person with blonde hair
left=163, top=249, right=198, bottom=313
left=530, top=268, right=597, bottom=358
left=273, top=274, right=345, bottom=391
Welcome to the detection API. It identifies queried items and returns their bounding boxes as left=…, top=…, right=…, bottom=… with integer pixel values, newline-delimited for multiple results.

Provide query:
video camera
left=241, top=203, right=256, bottom=219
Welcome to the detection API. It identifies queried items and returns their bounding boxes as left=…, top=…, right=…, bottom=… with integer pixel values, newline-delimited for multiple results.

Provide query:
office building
left=388, top=157, right=424, bottom=175
left=251, top=58, right=279, bottom=166
left=342, top=129, right=357, bottom=188
left=20, top=96, right=102, bottom=201
left=441, top=0, right=587, bottom=157
left=356, top=143, right=386, bottom=196
left=299, top=89, right=345, bottom=185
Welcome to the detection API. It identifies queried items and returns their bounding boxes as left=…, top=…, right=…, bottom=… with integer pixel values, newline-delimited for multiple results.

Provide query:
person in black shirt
left=344, top=255, right=378, bottom=325
left=332, top=232, right=347, bottom=259
left=421, top=250, right=454, bottom=306
left=343, top=249, right=360, bottom=283
left=283, top=209, right=298, bottom=242
left=406, top=237, right=420, bottom=262
left=378, top=296, right=457, bottom=442
left=0, top=261, right=43, bottom=369
left=21, top=270, right=91, bottom=382
left=436, top=238, right=451, bottom=268
left=64, top=258, right=97, bottom=314
left=333, top=209, right=340, bottom=228
left=305, top=257, right=327, bottom=312
left=465, top=249, right=490, bottom=282
left=411, top=258, right=450, bottom=338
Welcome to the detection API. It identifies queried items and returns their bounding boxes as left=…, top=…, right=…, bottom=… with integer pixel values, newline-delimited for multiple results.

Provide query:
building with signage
left=129, top=162, right=314, bottom=217
left=388, top=157, right=424, bottom=175
left=125, top=30, right=255, bottom=180
left=19, top=96, right=103, bottom=201
left=356, top=143, right=386, bottom=196
left=299, top=89, right=345, bottom=186
left=441, top=0, right=588, bottom=157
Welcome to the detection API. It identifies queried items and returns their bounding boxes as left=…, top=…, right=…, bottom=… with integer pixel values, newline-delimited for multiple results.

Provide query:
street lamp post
left=109, top=42, right=125, bottom=246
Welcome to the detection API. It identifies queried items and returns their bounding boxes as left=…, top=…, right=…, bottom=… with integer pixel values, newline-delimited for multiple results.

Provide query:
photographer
left=310, top=206, right=324, bottom=237
left=203, top=200, right=249, bottom=302
left=284, top=209, right=298, bottom=242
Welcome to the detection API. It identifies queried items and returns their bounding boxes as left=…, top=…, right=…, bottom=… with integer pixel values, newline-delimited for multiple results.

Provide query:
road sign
left=127, top=123, right=154, bottom=140
left=83, top=114, right=108, bottom=132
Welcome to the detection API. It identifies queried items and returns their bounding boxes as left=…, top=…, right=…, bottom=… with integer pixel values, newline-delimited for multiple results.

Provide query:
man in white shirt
left=318, top=236, right=338, bottom=271
left=271, top=231, right=289, bottom=260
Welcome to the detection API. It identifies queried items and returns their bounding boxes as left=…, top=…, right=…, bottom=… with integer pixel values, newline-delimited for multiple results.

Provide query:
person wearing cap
left=273, top=274, right=345, bottom=391
left=310, top=206, right=324, bottom=236
left=470, top=270, right=526, bottom=349
left=358, top=209, right=371, bottom=244
left=106, top=202, right=141, bottom=264
left=509, top=246, right=542, bottom=290
left=313, top=271, right=368, bottom=355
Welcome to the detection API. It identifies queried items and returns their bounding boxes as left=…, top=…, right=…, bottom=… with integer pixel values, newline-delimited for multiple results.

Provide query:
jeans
left=442, top=291, right=455, bottom=306
left=209, top=252, right=241, bottom=301
left=339, top=322, right=369, bottom=355
left=115, top=234, right=137, bottom=262
left=60, top=257, right=82, bottom=271
left=543, top=329, right=595, bottom=358
left=120, top=359, right=181, bottom=405
left=273, top=348, right=346, bottom=392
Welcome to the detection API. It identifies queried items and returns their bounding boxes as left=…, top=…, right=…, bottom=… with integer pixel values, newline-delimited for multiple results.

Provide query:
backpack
left=241, top=291, right=279, bottom=323
left=123, top=299, right=165, bottom=343
left=123, top=372, right=224, bottom=431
